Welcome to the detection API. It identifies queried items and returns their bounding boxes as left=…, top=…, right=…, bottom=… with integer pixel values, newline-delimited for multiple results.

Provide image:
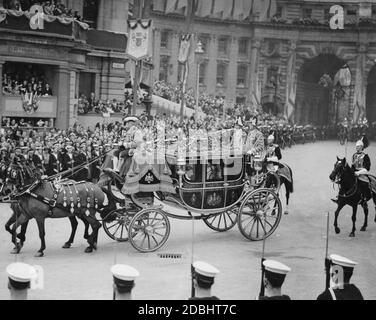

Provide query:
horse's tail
left=287, top=165, right=294, bottom=194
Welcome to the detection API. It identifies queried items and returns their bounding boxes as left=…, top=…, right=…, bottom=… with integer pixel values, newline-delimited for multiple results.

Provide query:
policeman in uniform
left=189, top=261, right=220, bottom=300
left=258, top=260, right=291, bottom=300
left=111, top=264, right=139, bottom=300
left=6, top=262, right=37, bottom=300
left=117, top=116, right=143, bottom=178
left=317, top=254, right=363, bottom=300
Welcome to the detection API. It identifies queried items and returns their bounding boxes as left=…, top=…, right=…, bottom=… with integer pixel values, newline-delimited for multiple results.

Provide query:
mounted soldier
left=265, top=132, right=282, bottom=161
left=332, top=135, right=371, bottom=205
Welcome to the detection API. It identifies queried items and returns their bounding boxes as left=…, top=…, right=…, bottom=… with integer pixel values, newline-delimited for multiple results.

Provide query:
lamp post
left=194, top=40, right=204, bottom=121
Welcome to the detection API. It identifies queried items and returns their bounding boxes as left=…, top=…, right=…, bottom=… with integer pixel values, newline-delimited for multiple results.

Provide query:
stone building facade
left=150, top=0, right=376, bottom=125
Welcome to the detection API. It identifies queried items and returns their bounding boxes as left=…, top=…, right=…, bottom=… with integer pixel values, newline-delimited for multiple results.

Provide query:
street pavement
left=0, top=140, right=376, bottom=300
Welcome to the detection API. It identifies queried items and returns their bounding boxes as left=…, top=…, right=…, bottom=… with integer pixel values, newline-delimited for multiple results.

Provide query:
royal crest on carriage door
left=126, top=20, right=153, bottom=61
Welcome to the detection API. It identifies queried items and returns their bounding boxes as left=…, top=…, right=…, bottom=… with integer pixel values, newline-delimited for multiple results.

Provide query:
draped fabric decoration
left=285, top=47, right=297, bottom=122
left=0, top=8, right=89, bottom=29
left=352, top=53, right=366, bottom=123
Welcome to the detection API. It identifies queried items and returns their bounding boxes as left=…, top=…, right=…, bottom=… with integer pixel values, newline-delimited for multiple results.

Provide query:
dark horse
left=0, top=161, right=91, bottom=253
left=329, top=157, right=376, bottom=237
left=1, top=162, right=115, bottom=257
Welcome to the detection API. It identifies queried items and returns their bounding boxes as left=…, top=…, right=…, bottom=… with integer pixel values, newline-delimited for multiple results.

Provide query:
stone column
left=249, top=39, right=261, bottom=111
left=56, top=66, right=71, bottom=130
left=97, top=0, right=129, bottom=34
left=153, top=28, right=161, bottom=82
left=227, top=36, right=238, bottom=106
left=206, top=34, right=218, bottom=95
left=169, top=32, right=180, bottom=84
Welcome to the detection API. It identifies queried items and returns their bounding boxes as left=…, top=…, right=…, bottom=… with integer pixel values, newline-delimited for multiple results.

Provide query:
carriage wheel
left=263, top=172, right=281, bottom=194
left=238, top=188, right=282, bottom=241
left=131, top=192, right=155, bottom=209
left=128, top=208, right=171, bottom=253
left=102, top=208, right=134, bottom=242
left=203, top=207, right=238, bottom=232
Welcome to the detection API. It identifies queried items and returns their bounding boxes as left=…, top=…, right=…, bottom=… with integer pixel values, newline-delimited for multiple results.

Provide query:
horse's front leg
left=350, top=205, right=357, bottom=237
left=35, top=218, right=46, bottom=257
left=360, top=201, right=368, bottom=232
left=10, top=214, right=30, bottom=255
left=334, top=203, right=345, bottom=234
left=62, top=216, right=79, bottom=249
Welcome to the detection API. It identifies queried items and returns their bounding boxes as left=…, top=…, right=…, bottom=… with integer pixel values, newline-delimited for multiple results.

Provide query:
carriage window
left=206, top=161, right=224, bottom=182
left=184, top=164, right=203, bottom=183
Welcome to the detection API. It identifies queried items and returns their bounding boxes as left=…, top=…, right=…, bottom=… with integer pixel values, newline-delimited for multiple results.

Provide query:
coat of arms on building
left=21, top=91, right=39, bottom=114
left=126, top=19, right=152, bottom=61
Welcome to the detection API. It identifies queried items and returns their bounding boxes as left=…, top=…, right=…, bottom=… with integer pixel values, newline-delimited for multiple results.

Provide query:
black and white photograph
left=0, top=0, right=375, bottom=305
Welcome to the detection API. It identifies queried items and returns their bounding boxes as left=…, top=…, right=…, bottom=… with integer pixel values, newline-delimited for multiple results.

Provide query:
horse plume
left=361, top=135, right=369, bottom=149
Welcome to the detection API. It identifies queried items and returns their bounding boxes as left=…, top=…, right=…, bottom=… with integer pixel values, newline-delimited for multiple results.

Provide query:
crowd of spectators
left=78, top=91, right=148, bottom=115
left=2, top=0, right=82, bottom=20
left=2, top=72, right=53, bottom=96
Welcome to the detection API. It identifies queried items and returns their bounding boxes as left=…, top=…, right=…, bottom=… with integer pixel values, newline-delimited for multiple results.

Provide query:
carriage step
left=158, top=253, right=182, bottom=259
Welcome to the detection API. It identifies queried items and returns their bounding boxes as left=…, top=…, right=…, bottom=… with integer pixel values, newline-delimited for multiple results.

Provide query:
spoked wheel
left=238, top=188, right=282, bottom=241
left=262, top=171, right=281, bottom=194
left=203, top=207, right=238, bottom=232
left=102, top=208, right=134, bottom=242
left=131, top=192, right=155, bottom=209
left=128, top=208, right=171, bottom=253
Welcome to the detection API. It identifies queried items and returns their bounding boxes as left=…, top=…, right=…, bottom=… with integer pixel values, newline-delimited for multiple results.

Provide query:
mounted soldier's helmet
left=267, top=132, right=275, bottom=144
left=356, top=135, right=369, bottom=151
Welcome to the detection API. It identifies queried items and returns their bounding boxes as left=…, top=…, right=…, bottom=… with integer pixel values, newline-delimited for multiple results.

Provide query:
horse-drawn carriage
left=101, top=149, right=283, bottom=253
left=0, top=142, right=286, bottom=256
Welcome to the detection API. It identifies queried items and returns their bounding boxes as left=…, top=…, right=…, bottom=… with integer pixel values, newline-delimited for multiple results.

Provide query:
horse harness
left=13, top=179, right=99, bottom=217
